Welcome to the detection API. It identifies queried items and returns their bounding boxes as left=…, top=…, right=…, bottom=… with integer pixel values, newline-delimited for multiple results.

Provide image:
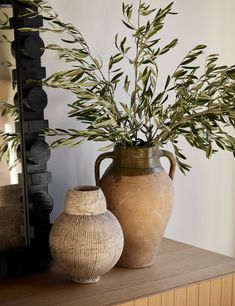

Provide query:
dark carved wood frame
left=0, top=0, right=53, bottom=277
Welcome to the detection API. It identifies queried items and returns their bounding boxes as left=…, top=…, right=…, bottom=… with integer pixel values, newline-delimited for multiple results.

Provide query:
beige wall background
left=43, top=0, right=235, bottom=256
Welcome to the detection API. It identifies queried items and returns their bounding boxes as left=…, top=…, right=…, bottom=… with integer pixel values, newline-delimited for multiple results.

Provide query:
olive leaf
left=0, top=0, right=234, bottom=173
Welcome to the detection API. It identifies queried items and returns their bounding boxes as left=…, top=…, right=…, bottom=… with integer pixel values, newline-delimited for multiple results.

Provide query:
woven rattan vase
left=49, top=186, right=124, bottom=283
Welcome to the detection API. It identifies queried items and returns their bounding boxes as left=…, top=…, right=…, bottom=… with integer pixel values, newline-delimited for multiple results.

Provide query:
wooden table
left=1, top=239, right=235, bottom=306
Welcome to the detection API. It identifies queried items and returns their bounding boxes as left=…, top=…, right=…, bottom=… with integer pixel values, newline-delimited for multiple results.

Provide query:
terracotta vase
left=49, top=186, right=124, bottom=283
left=95, top=145, right=176, bottom=268
left=0, top=184, right=24, bottom=251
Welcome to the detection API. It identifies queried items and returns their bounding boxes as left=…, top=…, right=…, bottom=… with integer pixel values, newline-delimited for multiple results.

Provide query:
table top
left=1, top=238, right=235, bottom=306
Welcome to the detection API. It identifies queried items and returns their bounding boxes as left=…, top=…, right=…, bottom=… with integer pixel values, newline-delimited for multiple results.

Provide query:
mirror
left=0, top=0, right=53, bottom=278
left=0, top=7, right=18, bottom=185
left=0, top=4, right=24, bottom=260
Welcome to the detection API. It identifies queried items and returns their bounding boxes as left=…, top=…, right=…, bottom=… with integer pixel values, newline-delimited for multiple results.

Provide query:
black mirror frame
left=0, top=0, right=53, bottom=278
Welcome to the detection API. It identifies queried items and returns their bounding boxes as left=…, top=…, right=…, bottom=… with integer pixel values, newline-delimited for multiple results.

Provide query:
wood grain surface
left=1, top=239, right=235, bottom=306
left=119, top=275, right=235, bottom=306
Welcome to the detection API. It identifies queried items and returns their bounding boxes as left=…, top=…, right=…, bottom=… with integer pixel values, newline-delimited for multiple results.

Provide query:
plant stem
left=22, top=0, right=121, bottom=120
left=130, top=0, right=142, bottom=142
left=171, top=107, right=233, bottom=130
left=77, top=32, right=120, bottom=119
left=155, top=106, right=235, bottom=144
left=131, top=0, right=141, bottom=107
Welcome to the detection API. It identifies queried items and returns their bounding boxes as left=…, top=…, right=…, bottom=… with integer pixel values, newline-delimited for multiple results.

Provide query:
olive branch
left=0, top=0, right=234, bottom=173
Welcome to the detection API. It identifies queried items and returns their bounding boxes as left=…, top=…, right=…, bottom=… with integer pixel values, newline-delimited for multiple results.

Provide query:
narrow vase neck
left=64, top=186, right=106, bottom=215
left=113, top=146, right=161, bottom=168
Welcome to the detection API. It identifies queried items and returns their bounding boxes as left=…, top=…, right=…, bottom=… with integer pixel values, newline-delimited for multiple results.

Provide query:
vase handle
left=95, top=152, right=114, bottom=186
left=159, top=150, right=176, bottom=180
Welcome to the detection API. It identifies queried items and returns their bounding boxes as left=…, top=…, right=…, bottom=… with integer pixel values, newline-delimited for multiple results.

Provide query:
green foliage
left=0, top=103, right=20, bottom=168
left=0, top=131, right=20, bottom=170
left=0, top=10, right=19, bottom=169
left=1, top=0, right=235, bottom=173
left=0, top=102, right=18, bottom=120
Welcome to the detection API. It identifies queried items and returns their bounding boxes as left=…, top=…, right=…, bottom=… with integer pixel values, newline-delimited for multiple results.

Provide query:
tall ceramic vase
left=95, top=145, right=176, bottom=268
left=49, top=186, right=124, bottom=283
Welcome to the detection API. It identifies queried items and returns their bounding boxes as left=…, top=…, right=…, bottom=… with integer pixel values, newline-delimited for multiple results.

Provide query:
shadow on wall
left=165, top=146, right=235, bottom=257
left=204, top=152, right=235, bottom=257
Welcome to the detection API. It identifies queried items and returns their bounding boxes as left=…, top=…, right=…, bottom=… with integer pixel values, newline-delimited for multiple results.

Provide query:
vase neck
left=113, top=146, right=161, bottom=168
left=64, top=186, right=106, bottom=215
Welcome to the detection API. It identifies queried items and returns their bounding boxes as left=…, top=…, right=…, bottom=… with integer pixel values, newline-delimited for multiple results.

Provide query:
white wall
left=44, top=0, right=235, bottom=257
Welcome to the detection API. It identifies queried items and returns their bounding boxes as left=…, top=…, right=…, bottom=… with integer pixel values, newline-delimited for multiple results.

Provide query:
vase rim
left=65, top=185, right=106, bottom=215
left=114, top=144, right=160, bottom=155
left=112, top=145, right=162, bottom=168
left=115, top=144, right=159, bottom=149
left=71, top=186, right=100, bottom=192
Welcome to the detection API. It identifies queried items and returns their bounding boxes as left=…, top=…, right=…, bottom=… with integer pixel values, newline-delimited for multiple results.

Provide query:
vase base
left=117, top=258, right=155, bottom=269
left=117, top=263, right=154, bottom=269
left=72, top=276, right=100, bottom=284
